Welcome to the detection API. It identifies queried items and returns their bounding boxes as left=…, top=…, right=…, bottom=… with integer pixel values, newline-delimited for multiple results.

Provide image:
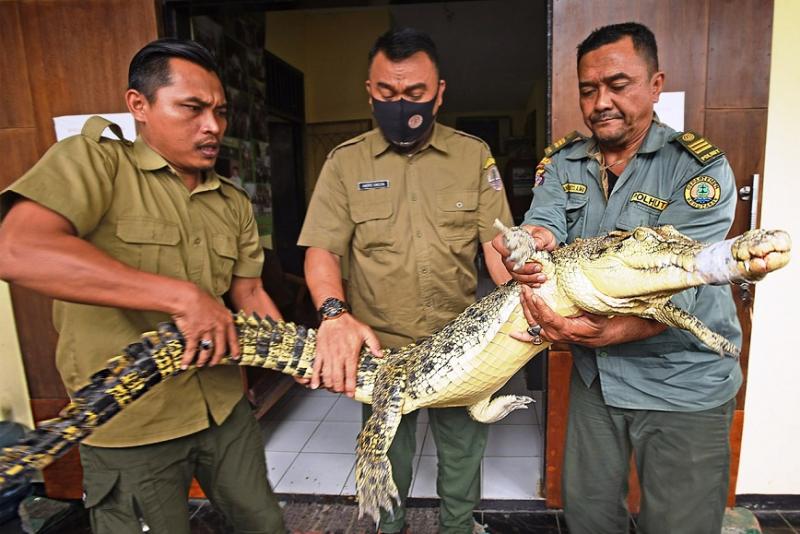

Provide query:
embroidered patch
left=684, top=175, right=721, bottom=209
left=534, top=156, right=551, bottom=188
left=486, top=165, right=503, bottom=191
left=358, top=180, right=389, bottom=191
left=562, top=183, right=587, bottom=194
left=630, top=191, right=669, bottom=211
left=483, top=157, right=496, bottom=170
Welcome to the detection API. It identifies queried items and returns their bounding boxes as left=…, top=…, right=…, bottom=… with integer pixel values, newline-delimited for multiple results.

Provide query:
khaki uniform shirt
left=524, top=119, right=742, bottom=411
left=0, top=117, right=264, bottom=447
left=298, top=123, right=512, bottom=348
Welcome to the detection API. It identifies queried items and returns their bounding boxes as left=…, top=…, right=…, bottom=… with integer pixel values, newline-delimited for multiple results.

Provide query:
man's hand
left=510, top=285, right=667, bottom=347
left=172, top=285, right=240, bottom=370
left=491, top=225, right=557, bottom=287
left=311, top=313, right=382, bottom=398
left=510, top=285, right=610, bottom=346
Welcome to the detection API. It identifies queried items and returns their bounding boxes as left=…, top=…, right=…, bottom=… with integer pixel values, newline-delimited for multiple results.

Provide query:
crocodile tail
left=233, top=312, right=317, bottom=379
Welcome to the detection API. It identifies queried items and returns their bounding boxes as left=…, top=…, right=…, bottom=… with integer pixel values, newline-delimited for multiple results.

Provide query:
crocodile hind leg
left=644, top=302, right=740, bottom=358
left=355, top=361, right=408, bottom=524
left=468, top=395, right=534, bottom=423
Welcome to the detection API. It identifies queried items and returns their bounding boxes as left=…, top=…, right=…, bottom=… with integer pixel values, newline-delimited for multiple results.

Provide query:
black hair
left=577, top=22, right=659, bottom=74
left=128, top=38, right=221, bottom=101
left=367, top=27, right=441, bottom=76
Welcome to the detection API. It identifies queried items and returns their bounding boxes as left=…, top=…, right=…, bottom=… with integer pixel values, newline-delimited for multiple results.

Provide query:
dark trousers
left=80, top=397, right=285, bottom=534
left=563, top=370, right=735, bottom=534
left=363, top=405, right=488, bottom=534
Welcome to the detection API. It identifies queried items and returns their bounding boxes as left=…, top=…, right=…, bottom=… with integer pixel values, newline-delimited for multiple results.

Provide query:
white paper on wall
left=53, top=113, right=136, bottom=142
left=654, top=91, right=685, bottom=132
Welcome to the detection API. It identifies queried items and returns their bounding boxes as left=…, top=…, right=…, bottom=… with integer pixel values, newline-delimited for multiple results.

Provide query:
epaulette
left=81, top=115, right=126, bottom=143
left=327, top=133, right=369, bottom=159
left=544, top=131, right=583, bottom=157
left=671, top=131, right=725, bottom=164
left=218, top=175, right=250, bottom=197
left=452, top=128, right=491, bottom=149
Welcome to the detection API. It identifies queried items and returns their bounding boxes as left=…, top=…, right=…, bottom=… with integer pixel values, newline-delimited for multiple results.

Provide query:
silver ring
left=199, top=339, right=214, bottom=351
left=527, top=325, right=543, bottom=345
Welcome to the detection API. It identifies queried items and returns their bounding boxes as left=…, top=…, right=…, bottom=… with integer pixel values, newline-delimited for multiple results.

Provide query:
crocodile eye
left=633, top=228, right=650, bottom=241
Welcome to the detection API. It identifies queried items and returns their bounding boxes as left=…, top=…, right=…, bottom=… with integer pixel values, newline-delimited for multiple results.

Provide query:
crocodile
left=0, top=222, right=791, bottom=523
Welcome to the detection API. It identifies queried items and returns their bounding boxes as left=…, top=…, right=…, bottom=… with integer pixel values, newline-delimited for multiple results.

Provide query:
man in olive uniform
left=494, top=23, right=740, bottom=534
left=298, top=28, right=512, bottom=534
left=0, top=40, right=284, bottom=533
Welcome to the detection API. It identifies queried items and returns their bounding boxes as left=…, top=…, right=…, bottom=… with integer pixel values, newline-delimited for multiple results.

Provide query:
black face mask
left=372, top=95, right=437, bottom=148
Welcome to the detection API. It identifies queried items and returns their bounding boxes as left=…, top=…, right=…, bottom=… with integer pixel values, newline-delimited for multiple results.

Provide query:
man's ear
left=365, top=80, right=373, bottom=108
left=126, top=89, right=149, bottom=122
left=434, top=79, right=446, bottom=113
left=650, top=71, right=665, bottom=103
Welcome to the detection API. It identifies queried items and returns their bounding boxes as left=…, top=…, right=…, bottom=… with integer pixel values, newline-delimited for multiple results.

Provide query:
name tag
left=630, top=191, right=669, bottom=211
left=358, top=180, right=389, bottom=191
left=562, top=183, right=587, bottom=194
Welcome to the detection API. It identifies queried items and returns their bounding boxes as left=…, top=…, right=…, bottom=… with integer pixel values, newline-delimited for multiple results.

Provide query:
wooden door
left=0, top=0, right=160, bottom=499
left=546, top=0, right=773, bottom=509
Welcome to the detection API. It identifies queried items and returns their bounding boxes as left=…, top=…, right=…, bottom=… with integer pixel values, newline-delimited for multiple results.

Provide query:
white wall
left=0, top=281, right=33, bottom=428
left=737, top=0, right=800, bottom=494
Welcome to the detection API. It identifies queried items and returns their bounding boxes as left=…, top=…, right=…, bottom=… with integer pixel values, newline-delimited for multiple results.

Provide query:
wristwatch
left=319, top=297, right=350, bottom=321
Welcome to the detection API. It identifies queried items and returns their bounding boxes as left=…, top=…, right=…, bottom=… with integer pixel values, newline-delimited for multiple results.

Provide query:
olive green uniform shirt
left=524, top=119, right=742, bottom=411
left=298, top=123, right=512, bottom=348
left=0, top=117, right=264, bottom=447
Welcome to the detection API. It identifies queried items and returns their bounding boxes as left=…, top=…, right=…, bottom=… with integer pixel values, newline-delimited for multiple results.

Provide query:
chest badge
left=684, top=175, right=721, bottom=209
left=630, top=191, right=669, bottom=211
left=358, top=180, right=390, bottom=191
left=562, top=183, right=587, bottom=194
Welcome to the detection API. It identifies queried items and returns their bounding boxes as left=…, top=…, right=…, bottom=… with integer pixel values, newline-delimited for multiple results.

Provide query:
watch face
left=320, top=297, right=347, bottom=319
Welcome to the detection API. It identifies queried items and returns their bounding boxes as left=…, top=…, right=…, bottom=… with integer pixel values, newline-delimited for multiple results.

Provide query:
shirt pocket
left=565, top=194, right=588, bottom=240
left=115, top=217, right=184, bottom=279
left=615, top=205, right=660, bottom=232
left=436, top=190, right=479, bottom=241
left=350, top=201, right=395, bottom=250
left=211, top=234, right=238, bottom=295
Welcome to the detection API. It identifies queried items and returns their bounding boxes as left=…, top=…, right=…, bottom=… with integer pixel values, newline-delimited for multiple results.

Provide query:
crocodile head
left=568, top=225, right=792, bottom=299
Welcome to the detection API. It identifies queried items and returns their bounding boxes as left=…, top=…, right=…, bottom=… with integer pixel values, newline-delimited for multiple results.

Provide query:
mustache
left=590, top=112, right=624, bottom=123
left=196, top=139, right=219, bottom=148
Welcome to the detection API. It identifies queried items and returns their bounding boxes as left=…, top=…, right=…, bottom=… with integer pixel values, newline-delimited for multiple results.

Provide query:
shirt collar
left=133, top=136, right=223, bottom=194
left=371, top=121, right=449, bottom=157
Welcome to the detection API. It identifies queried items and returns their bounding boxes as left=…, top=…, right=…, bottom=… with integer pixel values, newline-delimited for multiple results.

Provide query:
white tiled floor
left=260, top=369, right=544, bottom=500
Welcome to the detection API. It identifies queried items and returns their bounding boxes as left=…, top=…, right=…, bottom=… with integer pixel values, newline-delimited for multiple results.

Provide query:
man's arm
left=511, top=286, right=667, bottom=346
left=228, top=276, right=282, bottom=321
left=0, top=199, right=238, bottom=368
left=481, top=241, right=512, bottom=285
left=304, top=247, right=381, bottom=397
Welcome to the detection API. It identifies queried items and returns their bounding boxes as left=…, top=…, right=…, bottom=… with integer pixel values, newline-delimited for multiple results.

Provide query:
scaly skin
left=0, top=223, right=790, bottom=524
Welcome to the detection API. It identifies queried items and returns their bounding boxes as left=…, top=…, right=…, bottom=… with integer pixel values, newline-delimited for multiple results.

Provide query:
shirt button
left=421, top=267, right=428, bottom=274
left=411, top=193, right=417, bottom=201
left=193, top=237, right=202, bottom=245
left=599, top=351, right=608, bottom=357
left=456, top=201, right=464, bottom=208
left=416, top=231, right=422, bottom=238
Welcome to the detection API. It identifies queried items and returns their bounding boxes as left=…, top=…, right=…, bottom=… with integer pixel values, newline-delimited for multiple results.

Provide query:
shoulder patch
left=327, top=132, right=369, bottom=159
left=534, top=156, right=551, bottom=187
left=544, top=131, right=583, bottom=157
left=684, top=175, right=721, bottom=209
left=672, top=131, right=725, bottom=164
left=81, top=115, right=126, bottom=143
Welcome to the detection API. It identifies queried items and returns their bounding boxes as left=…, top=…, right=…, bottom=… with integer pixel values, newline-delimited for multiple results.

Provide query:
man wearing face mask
left=298, top=27, right=512, bottom=534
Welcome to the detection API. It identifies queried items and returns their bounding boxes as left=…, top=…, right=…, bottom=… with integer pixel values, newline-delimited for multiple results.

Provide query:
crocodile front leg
left=644, top=301, right=740, bottom=358
left=468, top=395, right=534, bottom=423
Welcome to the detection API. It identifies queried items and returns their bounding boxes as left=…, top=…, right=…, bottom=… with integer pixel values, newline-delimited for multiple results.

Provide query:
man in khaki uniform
left=298, top=28, right=512, bottom=534
left=0, top=39, right=284, bottom=533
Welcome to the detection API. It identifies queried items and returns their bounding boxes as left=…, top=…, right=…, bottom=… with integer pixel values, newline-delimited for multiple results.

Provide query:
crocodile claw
left=494, top=219, right=538, bottom=271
